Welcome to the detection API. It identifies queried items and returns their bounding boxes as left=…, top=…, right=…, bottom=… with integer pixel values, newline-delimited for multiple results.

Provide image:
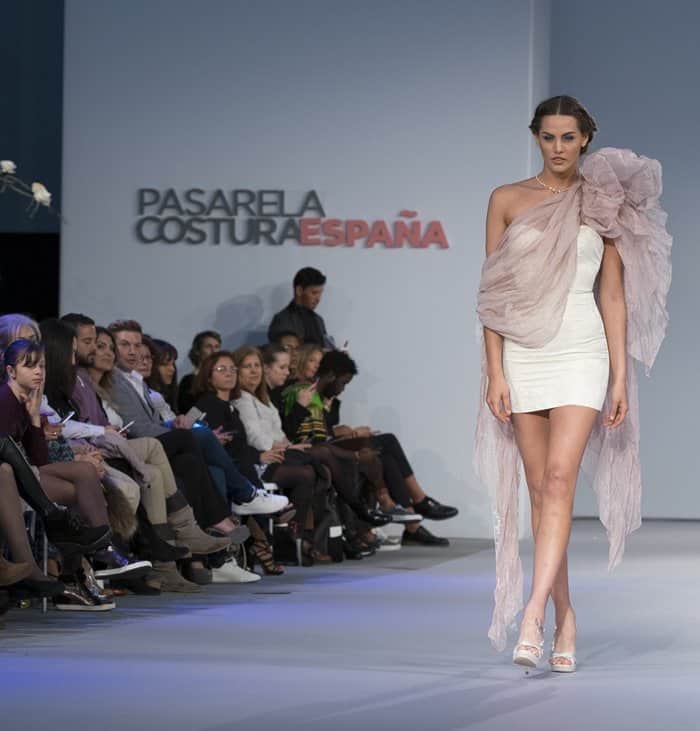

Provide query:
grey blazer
left=108, top=368, right=169, bottom=439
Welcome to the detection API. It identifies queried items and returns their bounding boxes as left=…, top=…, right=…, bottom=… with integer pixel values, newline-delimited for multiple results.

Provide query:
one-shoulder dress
left=502, top=224, right=609, bottom=413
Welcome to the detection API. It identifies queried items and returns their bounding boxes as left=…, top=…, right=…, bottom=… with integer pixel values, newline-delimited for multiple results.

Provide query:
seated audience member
left=268, top=267, right=335, bottom=347
left=0, top=338, right=148, bottom=608
left=296, top=349, right=459, bottom=546
left=262, top=344, right=393, bottom=541
left=0, top=316, right=115, bottom=561
left=106, top=320, right=284, bottom=519
left=266, top=343, right=417, bottom=527
left=178, top=330, right=221, bottom=414
left=191, top=353, right=292, bottom=575
left=87, top=326, right=233, bottom=563
left=231, top=346, right=334, bottom=563
left=139, top=336, right=177, bottom=422
left=57, top=316, right=209, bottom=593
left=294, top=343, right=324, bottom=387
left=269, top=330, right=302, bottom=380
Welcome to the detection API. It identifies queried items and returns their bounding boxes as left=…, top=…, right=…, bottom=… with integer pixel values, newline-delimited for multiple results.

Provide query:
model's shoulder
left=490, top=178, right=538, bottom=201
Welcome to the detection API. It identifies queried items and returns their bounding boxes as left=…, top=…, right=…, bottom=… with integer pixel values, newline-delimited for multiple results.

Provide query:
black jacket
left=267, top=301, right=332, bottom=347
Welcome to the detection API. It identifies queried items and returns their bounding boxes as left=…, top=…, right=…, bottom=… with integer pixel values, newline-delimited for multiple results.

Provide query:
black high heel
left=248, top=540, right=284, bottom=575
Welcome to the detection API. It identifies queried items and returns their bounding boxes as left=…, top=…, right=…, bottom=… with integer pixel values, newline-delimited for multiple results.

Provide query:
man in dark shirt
left=268, top=267, right=334, bottom=347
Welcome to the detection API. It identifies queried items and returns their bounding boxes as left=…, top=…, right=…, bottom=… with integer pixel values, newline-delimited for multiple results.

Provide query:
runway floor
left=1, top=519, right=698, bottom=731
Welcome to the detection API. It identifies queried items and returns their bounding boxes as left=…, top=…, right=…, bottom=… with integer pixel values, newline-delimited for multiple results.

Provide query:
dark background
left=0, top=0, right=64, bottom=320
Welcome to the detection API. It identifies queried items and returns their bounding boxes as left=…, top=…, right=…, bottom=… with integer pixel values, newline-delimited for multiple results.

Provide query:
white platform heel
left=549, top=626, right=577, bottom=673
left=512, top=617, right=545, bottom=670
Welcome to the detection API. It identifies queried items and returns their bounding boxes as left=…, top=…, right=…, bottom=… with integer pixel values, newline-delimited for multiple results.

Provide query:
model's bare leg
left=516, top=406, right=597, bottom=653
left=513, top=410, right=576, bottom=660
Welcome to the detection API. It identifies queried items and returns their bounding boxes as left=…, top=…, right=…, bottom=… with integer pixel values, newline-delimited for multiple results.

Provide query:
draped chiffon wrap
left=474, top=147, right=672, bottom=651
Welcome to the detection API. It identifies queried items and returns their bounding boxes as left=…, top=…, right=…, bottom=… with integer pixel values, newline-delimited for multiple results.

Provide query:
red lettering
left=345, top=220, right=369, bottom=246
left=393, top=220, right=421, bottom=247
left=420, top=221, right=449, bottom=249
left=366, top=221, right=394, bottom=248
left=321, top=218, right=345, bottom=246
left=299, top=218, right=321, bottom=245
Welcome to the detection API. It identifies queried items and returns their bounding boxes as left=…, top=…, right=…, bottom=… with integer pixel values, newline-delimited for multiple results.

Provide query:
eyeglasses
left=214, top=365, right=238, bottom=374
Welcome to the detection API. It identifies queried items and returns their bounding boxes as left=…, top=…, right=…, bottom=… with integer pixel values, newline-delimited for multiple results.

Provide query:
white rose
left=0, top=160, right=16, bottom=174
left=31, top=182, right=52, bottom=206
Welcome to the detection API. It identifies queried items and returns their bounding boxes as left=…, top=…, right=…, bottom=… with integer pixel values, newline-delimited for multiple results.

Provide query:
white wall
left=550, top=0, right=700, bottom=519
left=62, top=0, right=550, bottom=537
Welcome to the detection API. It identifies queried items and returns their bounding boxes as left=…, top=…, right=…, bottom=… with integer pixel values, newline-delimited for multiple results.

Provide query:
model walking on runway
left=474, top=96, right=672, bottom=672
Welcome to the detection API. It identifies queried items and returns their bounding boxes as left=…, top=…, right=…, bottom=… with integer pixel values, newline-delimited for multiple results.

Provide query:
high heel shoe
left=549, top=626, right=577, bottom=673
left=248, top=540, right=284, bottom=575
left=513, top=617, right=545, bottom=669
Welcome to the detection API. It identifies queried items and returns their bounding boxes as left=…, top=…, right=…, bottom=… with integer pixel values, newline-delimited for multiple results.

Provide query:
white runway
left=1, top=520, right=698, bottom=730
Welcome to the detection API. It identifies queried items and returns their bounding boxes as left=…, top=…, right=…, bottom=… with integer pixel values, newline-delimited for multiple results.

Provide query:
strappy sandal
left=513, top=617, right=545, bottom=669
left=549, top=626, right=577, bottom=673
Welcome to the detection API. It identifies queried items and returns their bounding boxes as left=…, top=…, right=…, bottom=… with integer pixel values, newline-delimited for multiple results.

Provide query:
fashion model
left=474, top=95, right=672, bottom=672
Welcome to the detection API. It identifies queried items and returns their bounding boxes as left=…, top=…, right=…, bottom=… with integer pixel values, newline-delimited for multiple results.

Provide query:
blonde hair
left=295, top=343, right=324, bottom=383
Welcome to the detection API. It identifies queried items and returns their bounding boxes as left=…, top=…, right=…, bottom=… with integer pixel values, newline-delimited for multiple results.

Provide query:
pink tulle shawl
left=474, top=147, right=672, bottom=651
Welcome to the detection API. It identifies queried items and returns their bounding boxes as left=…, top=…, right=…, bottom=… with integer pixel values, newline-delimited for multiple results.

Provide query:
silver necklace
left=535, top=174, right=577, bottom=195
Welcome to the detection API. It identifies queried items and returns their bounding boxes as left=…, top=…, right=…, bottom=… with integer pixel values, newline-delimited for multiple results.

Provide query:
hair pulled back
left=529, top=95, right=597, bottom=154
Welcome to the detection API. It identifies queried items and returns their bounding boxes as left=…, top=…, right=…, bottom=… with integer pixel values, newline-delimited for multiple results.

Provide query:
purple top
left=72, top=369, right=109, bottom=427
left=0, top=383, right=49, bottom=466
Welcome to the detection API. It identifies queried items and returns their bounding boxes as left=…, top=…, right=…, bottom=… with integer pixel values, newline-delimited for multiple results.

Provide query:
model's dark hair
left=529, top=95, right=597, bottom=154
left=40, top=318, right=78, bottom=418
left=318, top=349, right=358, bottom=378
left=60, top=313, right=96, bottom=332
left=188, top=330, right=221, bottom=367
left=2, top=339, right=44, bottom=382
left=293, top=267, right=326, bottom=289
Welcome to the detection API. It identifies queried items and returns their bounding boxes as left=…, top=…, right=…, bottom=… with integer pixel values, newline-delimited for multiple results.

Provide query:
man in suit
left=107, top=320, right=288, bottom=519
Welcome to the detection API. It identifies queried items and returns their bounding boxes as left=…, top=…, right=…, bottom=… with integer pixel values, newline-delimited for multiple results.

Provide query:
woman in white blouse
left=232, top=346, right=329, bottom=562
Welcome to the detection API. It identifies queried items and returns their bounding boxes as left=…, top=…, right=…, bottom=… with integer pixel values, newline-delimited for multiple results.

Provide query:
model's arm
left=483, top=187, right=512, bottom=423
left=598, top=239, right=628, bottom=428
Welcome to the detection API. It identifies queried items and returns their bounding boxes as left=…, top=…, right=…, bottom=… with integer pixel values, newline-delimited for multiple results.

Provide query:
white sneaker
left=211, top=560, right=261, bottom=583
left=262, top=482, right=279, bottom=492
left=232, top=489, right=289, bottom=516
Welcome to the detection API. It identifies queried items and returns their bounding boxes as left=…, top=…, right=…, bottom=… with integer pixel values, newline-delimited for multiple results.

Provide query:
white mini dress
left=502, top=224, right=610, bottom=413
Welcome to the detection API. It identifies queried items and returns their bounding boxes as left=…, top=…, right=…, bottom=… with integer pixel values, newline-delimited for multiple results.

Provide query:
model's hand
left=333, top=425, right=353, bottom=439
left=353, top=426, right=372, bottom=438
left=486, top=374, right=511, bottom=423
left=604, top=379, right=628, bottom=428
